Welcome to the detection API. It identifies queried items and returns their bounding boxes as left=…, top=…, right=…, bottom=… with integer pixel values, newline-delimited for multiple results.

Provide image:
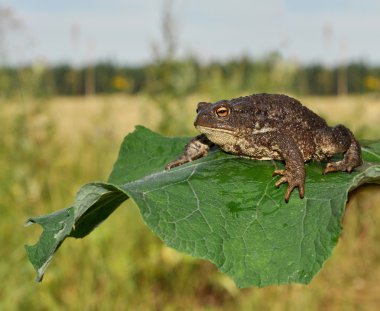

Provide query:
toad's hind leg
left=314, top=125, right=362, bottom=174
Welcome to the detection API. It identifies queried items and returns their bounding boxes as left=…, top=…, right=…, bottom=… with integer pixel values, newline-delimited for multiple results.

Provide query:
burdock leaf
left=25, top=126, right=380, bottom=287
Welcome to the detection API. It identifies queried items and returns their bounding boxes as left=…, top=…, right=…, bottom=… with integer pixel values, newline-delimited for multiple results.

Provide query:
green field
left=1, top=94, right=380, bottom=310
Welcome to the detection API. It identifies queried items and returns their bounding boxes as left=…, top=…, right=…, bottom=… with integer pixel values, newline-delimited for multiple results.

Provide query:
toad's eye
left=215, top=106, right=229, bottom=117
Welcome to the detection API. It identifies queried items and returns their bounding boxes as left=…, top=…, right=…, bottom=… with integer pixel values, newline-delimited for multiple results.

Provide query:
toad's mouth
left=195, top=125, right=238, bottom=146
left=195, top=125, right=236, bottom=134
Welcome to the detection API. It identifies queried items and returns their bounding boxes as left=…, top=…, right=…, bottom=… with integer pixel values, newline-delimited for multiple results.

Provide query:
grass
left=1, top=94, right=380, bottom=310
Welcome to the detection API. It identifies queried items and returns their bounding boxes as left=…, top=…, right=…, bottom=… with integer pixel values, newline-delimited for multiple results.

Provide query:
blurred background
left=1, top=0, right=380, bottom=310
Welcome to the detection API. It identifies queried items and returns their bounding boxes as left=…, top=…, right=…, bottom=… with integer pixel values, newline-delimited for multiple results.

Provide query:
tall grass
left=1, top=94, right=380, bottom=310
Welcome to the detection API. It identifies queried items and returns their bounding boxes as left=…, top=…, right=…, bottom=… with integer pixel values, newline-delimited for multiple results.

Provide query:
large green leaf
left=25, top=126, right=380, bottom=287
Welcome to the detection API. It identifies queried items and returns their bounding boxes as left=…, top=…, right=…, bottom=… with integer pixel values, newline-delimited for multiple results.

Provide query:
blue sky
left=1, top=0, right=380, bottom=66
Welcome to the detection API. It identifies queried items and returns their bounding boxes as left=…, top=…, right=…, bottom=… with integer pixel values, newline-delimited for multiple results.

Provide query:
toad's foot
left=323, top=134, right=362, bottom=174
left=323, top=151, right=362, bottom=174
left=323, top=161, right=355, bottom=174
left=273, top=169, right=305, bottom=203
left=165, top=157, right=192, bottom=170
left=165, top=134, right=213, bottom=170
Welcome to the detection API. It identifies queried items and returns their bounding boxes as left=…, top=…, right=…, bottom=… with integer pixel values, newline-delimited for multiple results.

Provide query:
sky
left=1, top=0, right=380, bottom=66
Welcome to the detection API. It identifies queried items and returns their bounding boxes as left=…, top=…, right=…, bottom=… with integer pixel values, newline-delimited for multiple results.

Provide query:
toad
left=165, top=93, right=362, bottom=202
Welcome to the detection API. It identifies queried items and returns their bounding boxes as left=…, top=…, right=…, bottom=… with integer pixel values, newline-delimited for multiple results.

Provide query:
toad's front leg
left=253, top=133, right=306, bottom=202
left=165, top=134, right=214, bottom=170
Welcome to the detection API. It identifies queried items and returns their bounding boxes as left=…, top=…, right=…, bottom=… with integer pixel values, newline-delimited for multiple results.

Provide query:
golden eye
left=216, top=106, right=229, bottom=117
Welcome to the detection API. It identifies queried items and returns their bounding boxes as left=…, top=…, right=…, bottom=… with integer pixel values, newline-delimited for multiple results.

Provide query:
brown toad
left=165, top=93, right=362, bottom=202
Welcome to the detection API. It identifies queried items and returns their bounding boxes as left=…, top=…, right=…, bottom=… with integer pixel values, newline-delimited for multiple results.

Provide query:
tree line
left=1, top=53, right=380, bottom=98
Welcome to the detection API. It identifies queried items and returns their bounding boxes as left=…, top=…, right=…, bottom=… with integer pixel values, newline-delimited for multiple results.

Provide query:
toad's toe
left=272, top=169, right=286, bottom=177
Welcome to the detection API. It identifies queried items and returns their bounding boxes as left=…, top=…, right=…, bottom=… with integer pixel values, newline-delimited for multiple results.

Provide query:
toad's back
left=232, top=93, right=328, bottom=132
